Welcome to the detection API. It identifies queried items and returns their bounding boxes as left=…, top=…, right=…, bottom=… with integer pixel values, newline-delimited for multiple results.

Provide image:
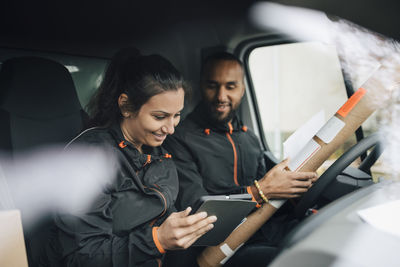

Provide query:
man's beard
left=206, top=101, right=236, bottom=125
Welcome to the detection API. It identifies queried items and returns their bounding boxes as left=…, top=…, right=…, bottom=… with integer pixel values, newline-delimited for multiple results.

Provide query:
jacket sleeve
left=127, top=193, right=178, bottom=263
left=127, top=222, right=166, bottom=263
left=163, top=134, right=210, bottom=211
left=55, top=199, right=166, bottom=266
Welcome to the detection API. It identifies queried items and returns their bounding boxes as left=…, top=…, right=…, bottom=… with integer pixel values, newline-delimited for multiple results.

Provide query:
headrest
left=0, top=57, right=82, bottom=119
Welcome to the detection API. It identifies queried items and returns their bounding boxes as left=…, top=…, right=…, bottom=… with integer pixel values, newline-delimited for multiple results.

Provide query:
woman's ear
left=118, top=93, right=131, bottom=118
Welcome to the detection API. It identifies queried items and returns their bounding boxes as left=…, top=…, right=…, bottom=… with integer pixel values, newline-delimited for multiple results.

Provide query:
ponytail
left=86, top=47, right=141, bottom=128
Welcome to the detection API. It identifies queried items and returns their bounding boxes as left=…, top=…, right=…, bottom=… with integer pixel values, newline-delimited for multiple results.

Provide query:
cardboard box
left=0, top=210, right=29, bottom=267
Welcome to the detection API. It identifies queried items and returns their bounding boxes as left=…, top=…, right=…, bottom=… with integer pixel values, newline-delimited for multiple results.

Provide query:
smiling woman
left=118, top=88, right=184, bottom=151
left=43, top=48, right=217, bottom=267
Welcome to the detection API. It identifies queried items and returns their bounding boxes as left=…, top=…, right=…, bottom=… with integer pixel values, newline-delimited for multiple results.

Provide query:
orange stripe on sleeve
left=247, top=186, right=261, bottom=208
left=337, top=87, right=366, bottom=118
left=152, top=227, right=166, bottom=254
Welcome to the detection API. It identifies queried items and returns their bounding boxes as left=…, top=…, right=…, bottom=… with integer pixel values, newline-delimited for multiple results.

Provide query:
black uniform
left=163, top=102, right=266, bottom=210
left=48, top=124, right=178, bottom=267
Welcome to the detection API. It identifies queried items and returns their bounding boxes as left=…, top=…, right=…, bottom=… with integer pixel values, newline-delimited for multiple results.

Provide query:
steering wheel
left=293, top=133, right=384, bottom=219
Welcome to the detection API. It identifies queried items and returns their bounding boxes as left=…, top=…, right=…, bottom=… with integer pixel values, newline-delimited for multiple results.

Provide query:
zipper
left=226, top=122, right=239, bottom=186
left=147, top=185, right=168, bottom=226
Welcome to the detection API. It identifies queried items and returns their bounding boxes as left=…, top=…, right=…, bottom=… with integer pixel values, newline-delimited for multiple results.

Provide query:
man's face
left=201, top=60, right=245, bottom=123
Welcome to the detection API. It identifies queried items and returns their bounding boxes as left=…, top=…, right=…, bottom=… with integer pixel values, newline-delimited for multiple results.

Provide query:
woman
left=49, top=49, right=217, bottom=267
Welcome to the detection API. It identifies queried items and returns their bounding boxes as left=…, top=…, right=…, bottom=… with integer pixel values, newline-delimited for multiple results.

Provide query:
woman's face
left=120, top=88, right=184, bottom=150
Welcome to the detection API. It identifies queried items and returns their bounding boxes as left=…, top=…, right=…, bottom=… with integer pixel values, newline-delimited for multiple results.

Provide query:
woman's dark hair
left=86, top=47, right=189, bottom=127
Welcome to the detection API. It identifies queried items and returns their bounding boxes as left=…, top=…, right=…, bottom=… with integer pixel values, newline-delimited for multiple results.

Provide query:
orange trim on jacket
left=227, top=122, right=233, bottom=134
left=119, top=141, right=127, bottom=148
left=143, top=154, right=152, bottom=166
left=247, top=186, right=261, bottom=208
left=144, top=183, right=168, bottom=227
left=226, top=122, right=239, bottom=186
left=148, top=184, right=167, bottom=227
left=152, top=227, right=166, bottom=254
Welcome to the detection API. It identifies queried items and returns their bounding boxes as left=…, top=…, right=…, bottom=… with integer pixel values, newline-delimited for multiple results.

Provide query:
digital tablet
left=191, top=194, right=256, bottom=246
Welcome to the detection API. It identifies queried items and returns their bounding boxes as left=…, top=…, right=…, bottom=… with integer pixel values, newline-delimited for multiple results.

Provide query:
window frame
left=234, top=34, right=366, bottom=159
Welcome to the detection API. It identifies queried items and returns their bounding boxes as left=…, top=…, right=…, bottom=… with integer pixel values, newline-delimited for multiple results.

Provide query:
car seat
left=0, top=56, right=87, bottom=154
left=0, top=56, right=88, bottom=267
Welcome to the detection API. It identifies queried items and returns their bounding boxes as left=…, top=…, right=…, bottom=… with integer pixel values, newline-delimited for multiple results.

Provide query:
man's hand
left=157, top=207, right=217, bottom=250
left=257, top=159, right=318, bottom=199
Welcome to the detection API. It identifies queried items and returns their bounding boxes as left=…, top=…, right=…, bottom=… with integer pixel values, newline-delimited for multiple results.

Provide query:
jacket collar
left=108, top=123, right=170, bottom=168
left=189, top=102, right=243, bottom=133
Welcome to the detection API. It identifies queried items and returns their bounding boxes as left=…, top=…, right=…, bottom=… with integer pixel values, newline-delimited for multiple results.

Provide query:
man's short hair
left=200, top=52, right=244, bottom=78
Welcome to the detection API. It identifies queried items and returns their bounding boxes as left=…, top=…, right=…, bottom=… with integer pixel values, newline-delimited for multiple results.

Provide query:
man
left=163, top=52, right=317, bottom=266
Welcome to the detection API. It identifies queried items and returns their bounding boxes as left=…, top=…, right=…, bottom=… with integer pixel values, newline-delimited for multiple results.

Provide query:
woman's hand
left=157, top=207, right=217, bottom=250
left=258, top=159, right=318, bottom=199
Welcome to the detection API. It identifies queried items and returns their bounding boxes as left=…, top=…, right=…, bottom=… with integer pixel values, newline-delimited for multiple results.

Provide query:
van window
left=247, top=42, right=356, bottom=172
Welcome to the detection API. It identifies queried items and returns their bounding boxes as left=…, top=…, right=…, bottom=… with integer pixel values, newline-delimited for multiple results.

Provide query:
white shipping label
left=269, top=199, right=286, bottom=209
left=288, top=139, right=321, bottom=171
left=220, top=243, right=234, bottom=257
left=220, top=243, right=244, bottom=264
left=316, top=116, right=345, bottom=144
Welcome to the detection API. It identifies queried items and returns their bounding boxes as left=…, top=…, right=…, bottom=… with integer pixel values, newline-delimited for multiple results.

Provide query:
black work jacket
left=52, top=124, right=178, bottom=267
left=163, top=103, right=266, bottom=210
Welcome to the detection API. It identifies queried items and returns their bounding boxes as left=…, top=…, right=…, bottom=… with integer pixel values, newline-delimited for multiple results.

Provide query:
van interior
left=1, top=0, right=399, bottom=266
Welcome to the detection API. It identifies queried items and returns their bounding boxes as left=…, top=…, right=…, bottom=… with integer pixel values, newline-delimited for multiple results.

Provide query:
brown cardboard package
left=0, top=210, right=29, bottom=267
left=197, top=66, right=393, bottom=267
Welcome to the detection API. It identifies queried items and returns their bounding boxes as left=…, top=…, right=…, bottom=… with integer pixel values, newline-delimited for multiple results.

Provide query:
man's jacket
left=50, top=124, right=178, bottom=267
left=163, top=103, right=266, bottom=210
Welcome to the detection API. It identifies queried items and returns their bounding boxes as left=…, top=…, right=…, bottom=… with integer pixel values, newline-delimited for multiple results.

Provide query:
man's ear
left=118, top=93, right=131, bottom=117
